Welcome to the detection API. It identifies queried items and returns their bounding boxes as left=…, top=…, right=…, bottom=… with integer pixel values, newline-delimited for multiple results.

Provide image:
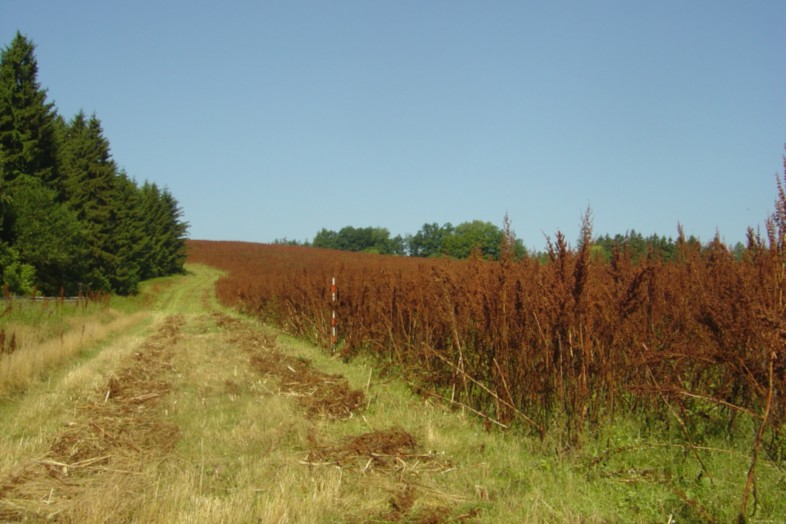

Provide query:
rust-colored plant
left=188, top=167, right=786, bottom=517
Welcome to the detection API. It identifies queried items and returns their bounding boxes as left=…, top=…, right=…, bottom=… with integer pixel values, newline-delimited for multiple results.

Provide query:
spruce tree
left=0, top=33, right=189, bottom=295
left=159, top=187, right=188, bottom=274
left=139, top=182, right=187, bottom=279
left=0, top=32, right=64, bottom=292
left=58, top=112, right=119, bottom=291
left=6, top=174, right=85, bottom=294
left=107, top=172, right=147, bottom=294
left=0, top=32, right=59, bottom=189
left=139, top=182, right=167, bottom=279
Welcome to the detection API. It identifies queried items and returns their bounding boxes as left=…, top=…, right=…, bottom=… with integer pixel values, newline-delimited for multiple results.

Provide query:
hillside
left=0, top=261, right=783, bottom=522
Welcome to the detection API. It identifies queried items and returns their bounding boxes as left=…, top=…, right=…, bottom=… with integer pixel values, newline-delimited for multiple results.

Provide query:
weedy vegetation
left=0, top=279, right=172, bottom=399
left=187, top=170, right=786, bottom=522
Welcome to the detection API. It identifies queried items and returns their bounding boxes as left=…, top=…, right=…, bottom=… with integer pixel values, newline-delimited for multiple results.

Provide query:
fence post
left=331, top=277, right=337, bottom=353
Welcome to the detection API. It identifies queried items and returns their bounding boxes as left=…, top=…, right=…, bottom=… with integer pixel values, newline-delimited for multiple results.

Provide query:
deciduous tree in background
left=407, top=222, right=454, bottom=257
left=313, top=225, right=403, bottom=255
left=441, top=220, right=504, bottom=259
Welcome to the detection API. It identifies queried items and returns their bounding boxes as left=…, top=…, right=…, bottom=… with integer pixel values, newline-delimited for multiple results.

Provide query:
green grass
left=1, top=297, right=110, bottom=344
left=2, top=265, right=783, bottom=522
left=0, top=271, right=174, bottom=347
left=270, top=333, right=786, bottom=523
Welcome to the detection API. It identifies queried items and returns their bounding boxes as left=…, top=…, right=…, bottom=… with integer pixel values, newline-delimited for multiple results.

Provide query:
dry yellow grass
left=0, top=313, right=181, bottom=521
left=0, top=311, right=149, bottom=399
left=0, top=265, right=483, bottom=522
left=0, top=318, right=156, bottom=508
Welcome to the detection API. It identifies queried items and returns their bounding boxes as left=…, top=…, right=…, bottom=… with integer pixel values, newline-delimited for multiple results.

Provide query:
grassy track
left=1, top=265, right=782, bottom=522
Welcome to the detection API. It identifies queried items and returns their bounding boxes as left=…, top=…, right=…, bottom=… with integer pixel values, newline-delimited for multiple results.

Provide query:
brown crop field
left=188, top=221, right=785, bottom=447
left=188, top=180, right=786, bottom=519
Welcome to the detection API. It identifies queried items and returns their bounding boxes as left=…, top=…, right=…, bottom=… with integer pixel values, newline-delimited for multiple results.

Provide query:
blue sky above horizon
left=2, top=1, right=785, bottom=250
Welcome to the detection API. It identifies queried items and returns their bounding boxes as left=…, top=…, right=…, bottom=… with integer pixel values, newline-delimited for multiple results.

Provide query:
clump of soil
left=249, top=352, right=365, bottom=419
left=306, top=428, right=465, bottom=522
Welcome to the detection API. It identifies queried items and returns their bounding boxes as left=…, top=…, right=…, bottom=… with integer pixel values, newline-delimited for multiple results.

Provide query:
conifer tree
left=107, top=172, right=147, bottom=294
left=58, top=112, right=120, bottom=291
left=6, top=174, right=85, bottom=294
left=0, top=32, right=64, bottom=292
left=0, top=33, right=189, bottom=295
left=138, top=182, right=188, bottom=279
left=158, top=187, right=188, bottom=274
left=0, top=32, right=59, bottom=189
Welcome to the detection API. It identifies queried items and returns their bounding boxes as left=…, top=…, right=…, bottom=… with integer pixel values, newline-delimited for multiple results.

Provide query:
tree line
left=283, top=219, right=527, bottom=259
left=281, top=220, right=738, bottom=263
left=0, top=32, right=188, bottom=296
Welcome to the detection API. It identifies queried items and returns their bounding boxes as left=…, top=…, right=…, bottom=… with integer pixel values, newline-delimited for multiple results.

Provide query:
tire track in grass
left=211, top=311, right=473, bottom=523
left=0, top=315, right=185, bottom=522
left=0, top=265, right=481, bottom=522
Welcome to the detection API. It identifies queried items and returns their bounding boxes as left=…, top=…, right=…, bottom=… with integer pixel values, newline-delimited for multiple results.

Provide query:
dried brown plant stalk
left=188, top=167, right=786, bottom=461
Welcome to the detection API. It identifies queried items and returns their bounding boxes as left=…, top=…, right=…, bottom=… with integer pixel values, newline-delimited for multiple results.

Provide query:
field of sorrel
left=187, top=178, right=786, bottom=512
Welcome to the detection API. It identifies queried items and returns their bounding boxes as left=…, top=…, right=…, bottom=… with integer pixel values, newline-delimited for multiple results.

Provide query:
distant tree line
left=290, top=219, right=527, bottom=260
left=312, top=226, right=407, bottom=255
left=591, top=230, right=687, bottom=262
left=0, top=33, right=188, bottom=295
left=591, top=230, right=746, bottom=263
left=284, top=222, right=746, bottom=263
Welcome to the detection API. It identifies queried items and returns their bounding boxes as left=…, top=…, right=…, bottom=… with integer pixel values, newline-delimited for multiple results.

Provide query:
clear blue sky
left=2, top=1, right=785, bottom=249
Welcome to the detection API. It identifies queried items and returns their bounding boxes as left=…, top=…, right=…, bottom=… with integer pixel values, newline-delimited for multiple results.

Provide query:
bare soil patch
left=0, top=315, right=184, bottom=521
left=306, top=428, right=420, bottom=470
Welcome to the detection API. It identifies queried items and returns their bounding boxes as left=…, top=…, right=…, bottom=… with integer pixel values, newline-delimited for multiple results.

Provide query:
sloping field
left=187, top=239, right=786, bottom=523
left=1, top=263, right=783, bottom=522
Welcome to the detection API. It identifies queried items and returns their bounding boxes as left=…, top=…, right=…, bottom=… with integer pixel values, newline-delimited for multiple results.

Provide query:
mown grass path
left=0, top=266, right=489, bottom=523
left=3, top=265, right=775, bottom=523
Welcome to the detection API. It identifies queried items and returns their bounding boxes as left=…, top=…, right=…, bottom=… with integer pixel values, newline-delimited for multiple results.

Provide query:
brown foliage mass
left=187, top=175, right=786, bottom=458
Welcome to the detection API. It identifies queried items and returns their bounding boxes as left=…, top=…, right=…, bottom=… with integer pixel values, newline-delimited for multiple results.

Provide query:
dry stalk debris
left=211, top=311, right=366, bottom=420
left=0, top=315, right=184, bottom=521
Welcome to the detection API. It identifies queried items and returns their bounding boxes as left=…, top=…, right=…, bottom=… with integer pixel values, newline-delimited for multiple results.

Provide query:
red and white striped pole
left=330, top=277, right=337, bottom=352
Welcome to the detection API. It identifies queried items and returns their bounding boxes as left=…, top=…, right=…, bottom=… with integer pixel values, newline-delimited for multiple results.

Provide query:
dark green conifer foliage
left=58, top=112, right=121, bottom=291
left=6, top=174, right=85, bottom=294
left=0, top=32, right=62, bottom=291
left=139, top=182, right=188, bottom=280
left=107, top=172, right=147, bottom=294
left=0, top=33, right=187, bottom=295
left=158, top=187, right=188, bottom=275
left=0, top=32, right=59, bottom=189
